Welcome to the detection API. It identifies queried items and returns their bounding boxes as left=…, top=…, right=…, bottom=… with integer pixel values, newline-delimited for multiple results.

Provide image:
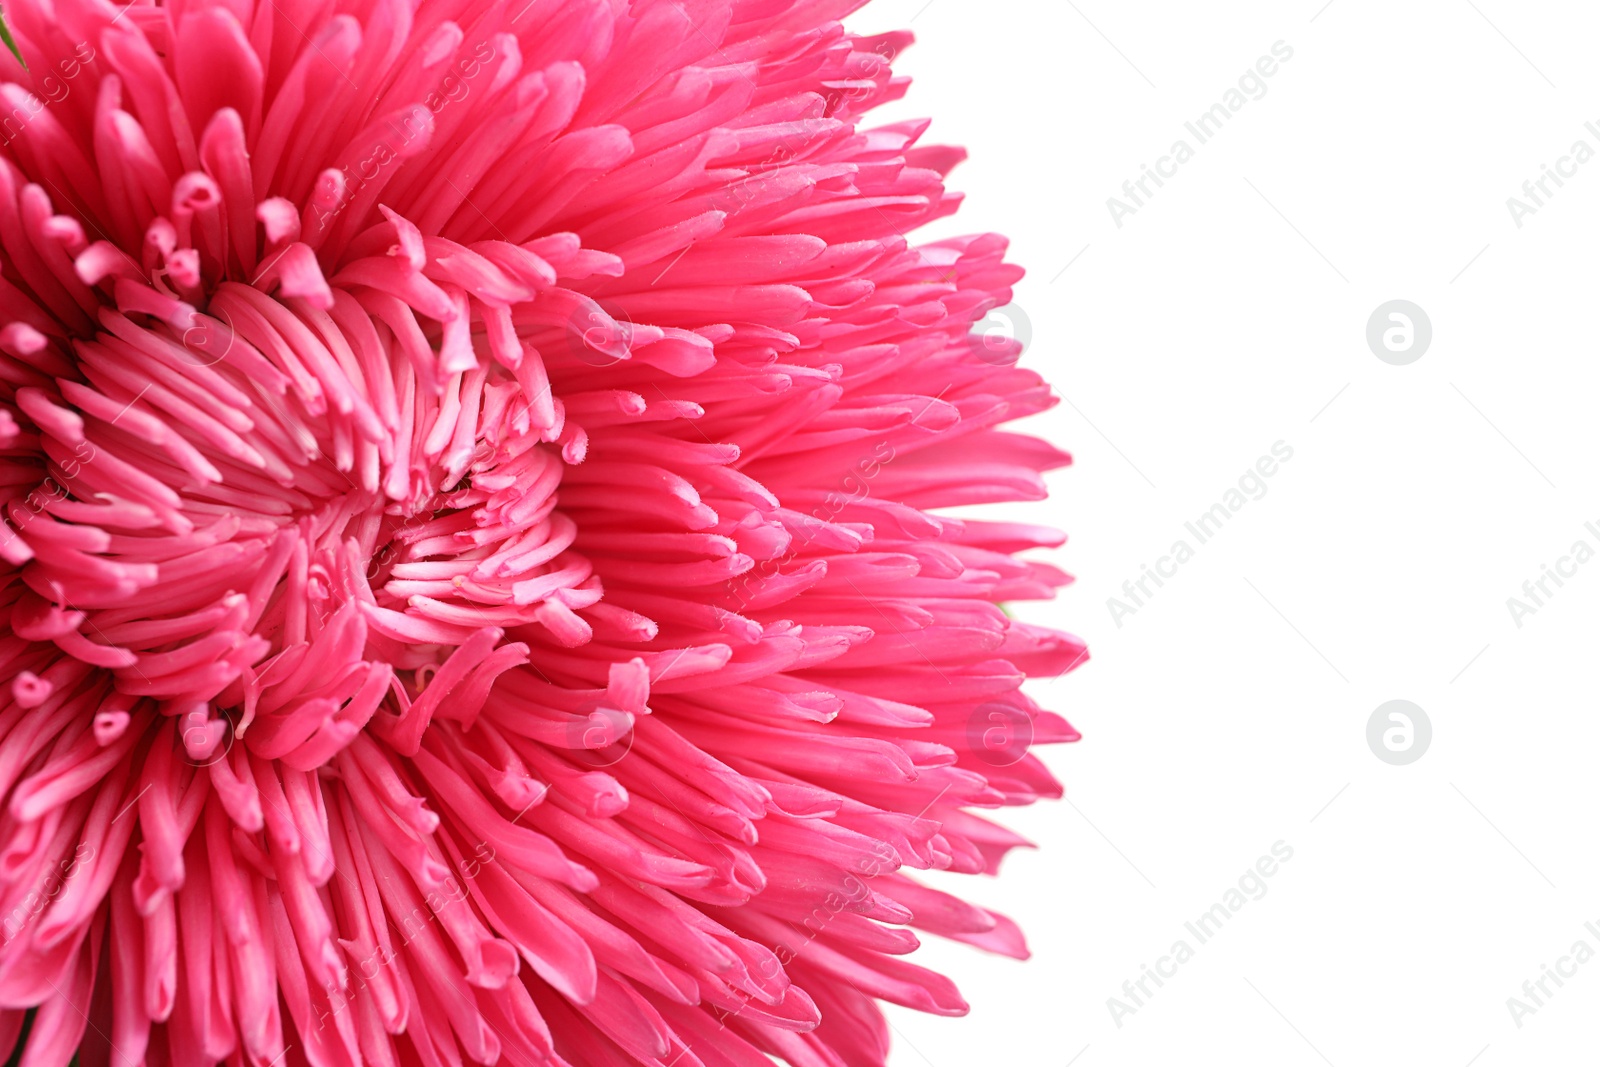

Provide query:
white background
left=844, top=2, right=1600, bottom=1065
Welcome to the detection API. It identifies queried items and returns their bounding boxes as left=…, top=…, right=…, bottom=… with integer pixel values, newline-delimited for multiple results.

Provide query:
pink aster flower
left=0, top=1, right=1085, bottom=1064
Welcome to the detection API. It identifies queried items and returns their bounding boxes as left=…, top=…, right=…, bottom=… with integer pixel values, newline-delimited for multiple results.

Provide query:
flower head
left=0, top=1, right=1083, bottom=1064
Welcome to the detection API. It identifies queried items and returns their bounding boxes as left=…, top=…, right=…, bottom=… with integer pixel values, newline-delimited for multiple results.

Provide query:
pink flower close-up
left=0, top=1, right=1084, bottom=1064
